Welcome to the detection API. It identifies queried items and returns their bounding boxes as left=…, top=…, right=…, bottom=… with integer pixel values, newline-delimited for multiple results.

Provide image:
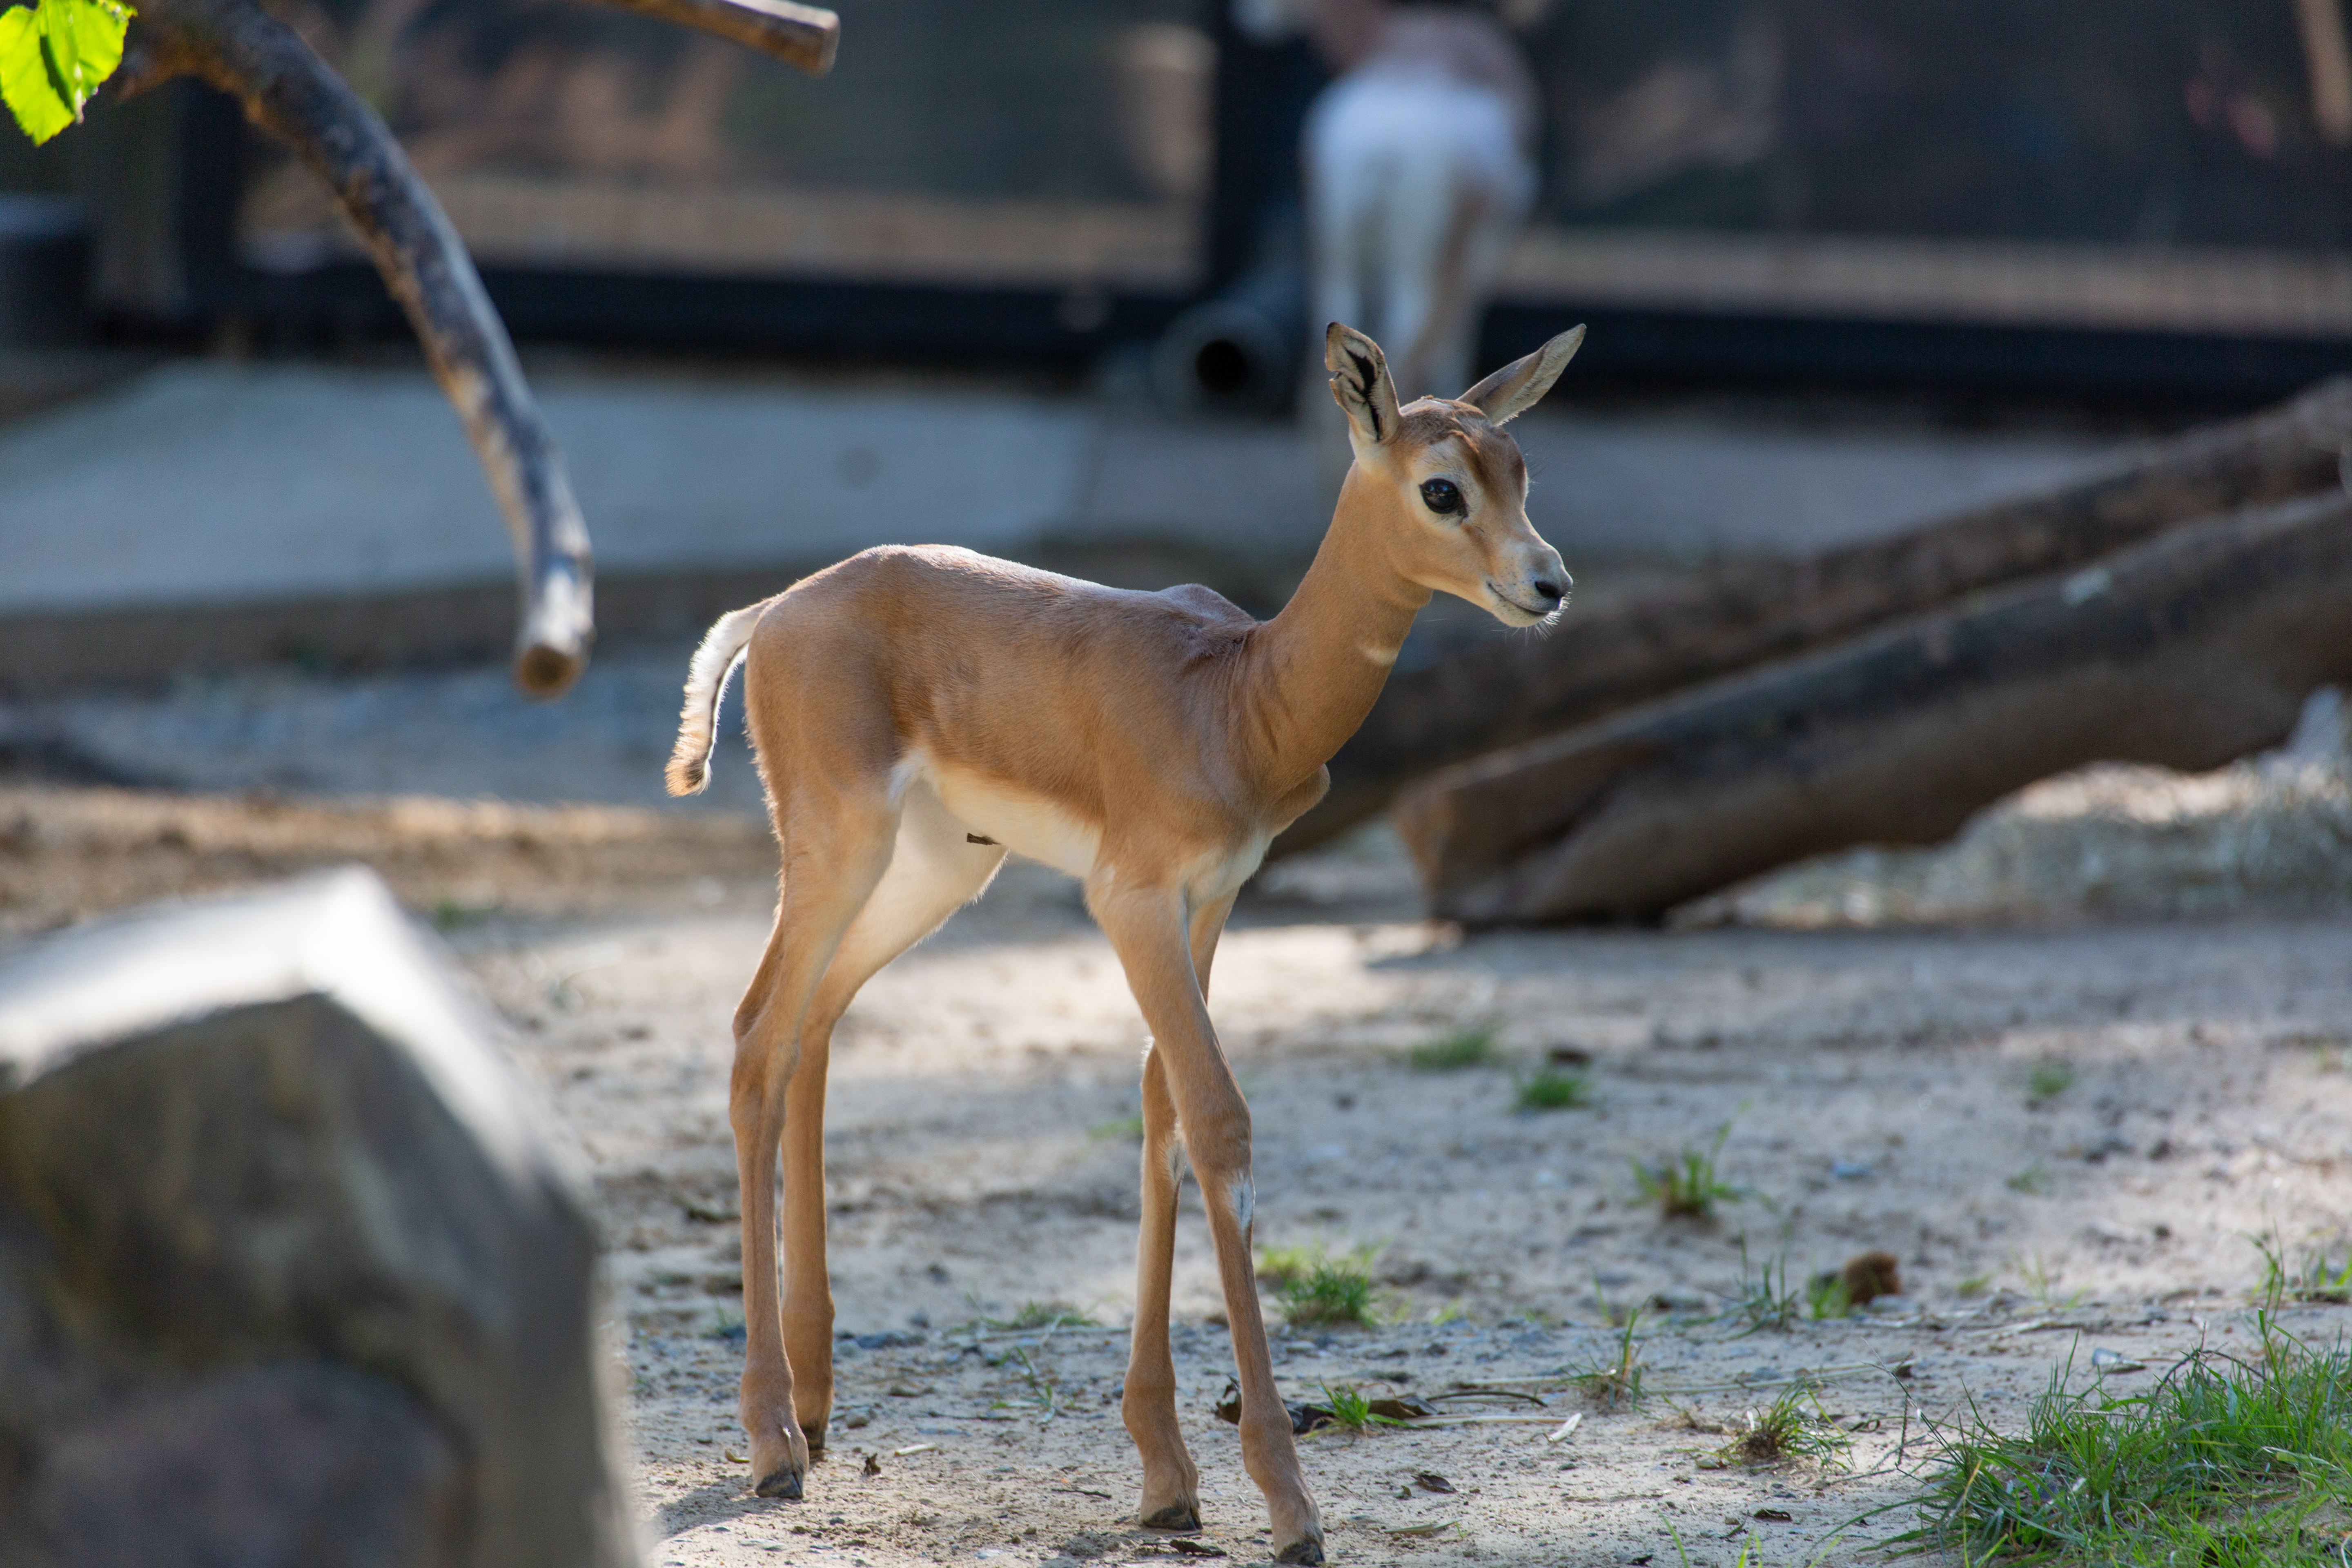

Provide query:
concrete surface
left=0, top=355, right=2122, bottom=697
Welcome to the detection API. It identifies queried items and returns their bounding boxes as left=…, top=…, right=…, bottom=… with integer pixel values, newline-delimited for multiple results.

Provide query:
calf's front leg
left=1095, top=887, right=1325, bottom=1565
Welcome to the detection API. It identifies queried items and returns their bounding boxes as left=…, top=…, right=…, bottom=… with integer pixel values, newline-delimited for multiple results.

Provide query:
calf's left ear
left=1326, top=322, right=1402, bottom=448
left=1460, top=325, right=1586, bottom=425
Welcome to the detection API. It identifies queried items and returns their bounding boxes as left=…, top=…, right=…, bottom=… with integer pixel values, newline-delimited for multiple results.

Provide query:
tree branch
left=123, top=0, right=595, bottom=698
left=583, top=0, right=840, bottom=74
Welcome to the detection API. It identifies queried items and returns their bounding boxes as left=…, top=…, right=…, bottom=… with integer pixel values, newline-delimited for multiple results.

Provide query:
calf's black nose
left=1531, top=578, right=1564, bottom=604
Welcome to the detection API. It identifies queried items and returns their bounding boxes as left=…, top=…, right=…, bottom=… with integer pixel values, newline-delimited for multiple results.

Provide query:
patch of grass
left=428, top=894, right=499, bottom=931
left=1806, top=1273, right=1854, bottom=1321
left=1713, top=1381, right=1851, bottom=1470
left=1572, top=1309, right=1648, bottom=1409
left=1316, top=1381, right=1405, bottom=1434
left=2006, top=1160, right=2054, bottom=1195
left=992, top=1344, right=1059, bottom=1417
left=1633, top=1124, right=1741, bottom=1221
left=1256, top=1241, right=1319, bottom=1290
left=2026, top=1058, right=2076, bottom=1102
left=985, top=1301, right=1096, bottom=1332
left=1408, top=1024, right=1498, bottom=1072
left=2252, top=1228, right=2352, bottom=1309
left=1271, top=1246, right=1380, bottom=1329
left=1955, top=1274, right=1993, bottom=1298
left=1901, top=1317, right=2352, bottom=1565
left=1512, top=1064, right=1592, bottom=1112
left=1719, top=1241, right=1800, bottom=1335
left=1088, top=1112, right=1145, bottom=1142
left=2017, top=1254, right=2085, bottom=1312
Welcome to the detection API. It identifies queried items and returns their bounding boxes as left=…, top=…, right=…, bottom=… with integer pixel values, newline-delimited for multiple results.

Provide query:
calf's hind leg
left=775, top=786, right=1005, bottom=1452
left=732, top=801, right=897, bottom=1499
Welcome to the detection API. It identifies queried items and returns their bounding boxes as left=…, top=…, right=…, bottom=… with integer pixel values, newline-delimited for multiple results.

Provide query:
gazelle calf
left=667, top=322, right=1583, bottom=1564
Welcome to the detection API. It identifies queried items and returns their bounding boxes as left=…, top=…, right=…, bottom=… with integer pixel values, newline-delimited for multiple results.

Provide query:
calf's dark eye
left=1419, top=477, right=1464, bottom=515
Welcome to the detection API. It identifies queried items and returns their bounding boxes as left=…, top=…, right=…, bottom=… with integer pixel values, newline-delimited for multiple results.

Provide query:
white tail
left=666, top=600, right=770, bottom=795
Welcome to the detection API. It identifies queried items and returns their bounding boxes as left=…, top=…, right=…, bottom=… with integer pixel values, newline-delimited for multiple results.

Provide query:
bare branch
left=584, top=0, right=840, bottom=74
left=122, top=0, right=595, bottom=699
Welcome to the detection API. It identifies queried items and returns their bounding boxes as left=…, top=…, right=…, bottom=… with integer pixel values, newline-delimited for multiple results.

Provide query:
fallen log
left=1283, top=378, right=2352, bottom=853
left=1392, top=489, right=2352, bottom=925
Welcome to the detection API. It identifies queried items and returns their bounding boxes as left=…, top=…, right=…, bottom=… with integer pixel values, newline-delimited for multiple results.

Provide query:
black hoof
left=801, top=1419, right=828, bottom=1454
left=1275, top=1534, right=1325, bottom=1565
left=1141, top=1503, right=1202, bottom=1532
left=753, top=1466, right=804, bottom=1501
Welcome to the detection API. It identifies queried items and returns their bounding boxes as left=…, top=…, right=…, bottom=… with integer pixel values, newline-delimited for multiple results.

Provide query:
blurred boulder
left=0, top=867, right=638, bottom=1568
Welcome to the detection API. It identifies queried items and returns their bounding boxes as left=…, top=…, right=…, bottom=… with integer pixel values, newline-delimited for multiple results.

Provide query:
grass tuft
left=2025, top=1058, right=2076, bottom=1102
left=1316, top=1381, right=1405, bottom=1434
left=1719, top=1241, right=1800, bottom=1335
left=1408, top=1025, right=1498, bottom=1072
left=2252, top=1227, right=2352, bottom=1308
left=1512, top=1064, right=1592, bottom=1112
left=986, top=1301, right=1096, bottom=1332
left=1262, top=1243, right=1380, bottom=1328
left=1714, top=1381, right=1851, bottom=1470
left=1633, top=1123, right=1741, bottom=1221
left=1902, top=1316, right=2352, bottom=1565
left=1572, top=1309, right=1648, bottom=1409
left=1255, top=1241, right=1319, bottom=1290
left=1806, top=1272, right=1854, bottom=1321
left=2017, top=1253, right=2085, bottom=1312
left=1088, top=1112, right=1145, bottom=1142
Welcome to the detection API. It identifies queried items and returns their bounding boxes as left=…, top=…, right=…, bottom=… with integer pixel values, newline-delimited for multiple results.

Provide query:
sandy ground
left=8, top=780, right=2351, bottom=1567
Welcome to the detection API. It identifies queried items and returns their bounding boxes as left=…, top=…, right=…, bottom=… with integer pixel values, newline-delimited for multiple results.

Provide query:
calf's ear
left=1460, top=325, right=1586, bottom=425
left=1326, top=323, right=1402, bottom=448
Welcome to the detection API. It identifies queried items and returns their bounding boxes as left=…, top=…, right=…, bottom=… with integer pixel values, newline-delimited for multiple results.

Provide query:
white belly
left=911, top=755, right=1102, bottom=881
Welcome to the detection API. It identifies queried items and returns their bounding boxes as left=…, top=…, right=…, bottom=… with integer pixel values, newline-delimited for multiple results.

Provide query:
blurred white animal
left=1240, top=0, right=1539, bottom=403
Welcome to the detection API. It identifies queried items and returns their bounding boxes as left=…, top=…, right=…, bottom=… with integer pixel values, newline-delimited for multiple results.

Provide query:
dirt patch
left=0, top=784, right=776, bottom=938
left=11, top=789, right=2352, bottom=1565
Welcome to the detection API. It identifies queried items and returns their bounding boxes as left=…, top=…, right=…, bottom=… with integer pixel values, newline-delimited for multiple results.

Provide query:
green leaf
left=0, top=4, right=71, bottom=144
left=1, top=0, right=132, bottom=145
left=39, top=0, right=129, bottom=109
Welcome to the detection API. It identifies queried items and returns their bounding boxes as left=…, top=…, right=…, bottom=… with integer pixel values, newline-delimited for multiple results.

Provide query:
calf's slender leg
left=777, top=786, right=1004, bottom=1449
left=1124, top=1046, right=1198, bottom=1527
left=1123, top=888, right=1237, bottom=1530
left=733, top=801, right=896, bottom=1499
left=1096, top=884, right=1323, bottom=1565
